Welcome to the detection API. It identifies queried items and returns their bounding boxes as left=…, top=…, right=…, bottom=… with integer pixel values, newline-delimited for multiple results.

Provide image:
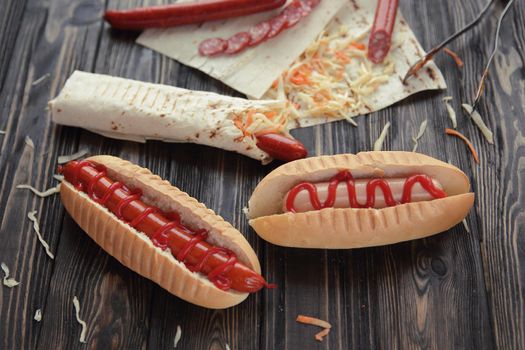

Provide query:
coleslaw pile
left=266, top=26, right=395, bottom=124
left=233, top=108, right=291, bottom=141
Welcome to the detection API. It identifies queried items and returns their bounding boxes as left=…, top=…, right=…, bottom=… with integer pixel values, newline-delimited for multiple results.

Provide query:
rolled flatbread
left=49, top=71, right=289, bottom=163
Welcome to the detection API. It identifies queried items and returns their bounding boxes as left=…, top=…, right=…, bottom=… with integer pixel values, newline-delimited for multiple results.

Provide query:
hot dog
left=59, top=155, right=273, bottom=309
left=247, top=152, right=475, bottom=248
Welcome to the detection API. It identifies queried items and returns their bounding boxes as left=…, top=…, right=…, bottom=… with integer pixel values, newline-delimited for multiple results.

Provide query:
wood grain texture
left=0, top=0, right=524, bottom=349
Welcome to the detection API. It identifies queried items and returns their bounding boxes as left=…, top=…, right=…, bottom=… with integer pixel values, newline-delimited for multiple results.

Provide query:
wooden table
left=1, top=0, right=524, bottom=349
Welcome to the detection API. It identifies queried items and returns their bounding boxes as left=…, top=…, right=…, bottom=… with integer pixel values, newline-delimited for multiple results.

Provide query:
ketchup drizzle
left=64, top=161, right=241, bottom=291
left=286, top=170, right=447, bottom=213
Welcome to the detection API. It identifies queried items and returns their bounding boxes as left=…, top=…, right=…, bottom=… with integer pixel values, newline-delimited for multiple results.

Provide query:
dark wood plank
left=469, top=0, right=525, bottom=348
left=0, top=0, right=28, bottom=89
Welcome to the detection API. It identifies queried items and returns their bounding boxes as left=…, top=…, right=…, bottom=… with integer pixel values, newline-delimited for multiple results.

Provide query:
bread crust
left=248, top=152, right=474, bottom=248
left=249, top=193, right=474, bottom=248
left=60, top=155, right=261, bottom=309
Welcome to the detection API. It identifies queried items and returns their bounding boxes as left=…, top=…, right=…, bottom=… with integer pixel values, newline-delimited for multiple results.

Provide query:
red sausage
left=367, top=0, right=399, bottom=63
left=60, top=161, right=271, bottom=293
left=267, top=14, right=288, bottom=39
left=225, top=32, right=251, bottom=54
left=197, top=0, right=321, bottom=56
left=199, top=38, right=228, bottom=56
left=256, top=133, right=308, bottom=162
left=105, top=0, right=287, bottom=30
left=248, top=21, right=271, bottom=46
left=282, top=2, right=303, bottom=28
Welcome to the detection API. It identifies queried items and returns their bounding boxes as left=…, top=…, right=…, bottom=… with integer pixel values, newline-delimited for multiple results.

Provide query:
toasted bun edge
left=249, top=193, right=474, bottom=248
left=61, top=181, right=248, bottom=308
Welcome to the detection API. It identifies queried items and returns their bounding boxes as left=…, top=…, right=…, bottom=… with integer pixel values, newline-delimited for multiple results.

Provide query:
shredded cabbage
left=461, top=104, right=494, bottom=144
left=374, top=122, right=391, bottom=151
left=412, top=119, right=428, bottom=152
left=266, top=26, right=393, bottom=124
left=73, top=296, right=88, bottom=343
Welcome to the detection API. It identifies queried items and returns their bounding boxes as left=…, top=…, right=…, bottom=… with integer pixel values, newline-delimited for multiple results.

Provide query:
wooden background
left=1, top=0, right=524, bottom=349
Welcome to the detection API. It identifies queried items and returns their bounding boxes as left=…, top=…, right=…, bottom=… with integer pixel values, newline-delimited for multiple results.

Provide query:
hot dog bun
left=60, top=155, right=260, bottom=309
left=247, top=152, right=474, bottom=248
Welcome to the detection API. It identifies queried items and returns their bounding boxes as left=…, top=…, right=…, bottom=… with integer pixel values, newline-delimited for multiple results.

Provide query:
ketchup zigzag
left=286, top=170, right=447, bottom=213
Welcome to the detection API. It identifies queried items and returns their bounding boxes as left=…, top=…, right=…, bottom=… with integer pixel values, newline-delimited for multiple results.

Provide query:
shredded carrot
left=245, top=110, right=255, bottom=128
left=315, top=328, right=330, bottom=342
left=264, top=111, right=277, bottom=120
left=233, top=118, right=244, bottom=133
left=349, top=42, right=366, bottom=51
left=296, top=315, right=332, bottom=329
left=271, top=79, right=279, bottom=89
left=289, top=65, right=312, bottom=85
left=290, top=72, right=309, bottom=85
left=310, top=58, right=326, bottom=74
left=444, top=48, right=464, bottom=68
left=445, top=128, right=479, bottom=163
left=313, top=90, right=330, bottom=104
left=335, top=51, right=351, bottom=64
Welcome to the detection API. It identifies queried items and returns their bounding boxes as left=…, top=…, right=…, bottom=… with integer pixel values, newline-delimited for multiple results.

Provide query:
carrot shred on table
left=445, top=128, right=479, bottom=163
left=296, top=315, right=332, bottom=329
left=315, top=328, right=330, bottom=342
left=444, top=48, right=464, bottom=68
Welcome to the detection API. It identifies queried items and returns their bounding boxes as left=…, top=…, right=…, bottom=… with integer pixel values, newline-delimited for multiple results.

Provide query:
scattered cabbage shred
left=374, top=122, right=391, bottom=151
left=174, top=325, right=182, bottom=348
left=34, top=309, right=42, bottom=322
left=266, top=26, right=393, bottom=124
left=57, top=149, right=89, bottom=164
left=32, top=73, right=50, bottom=86
left=73, top=296, right=88, bottom=343
left=442, top=96, right=457, bottom=129
left=412, top=119, right=428, bottom=152
left=17, top=184, right=60, bottom=197
left=27, top=211, right=55, bottom=259
left=462, top=219, right=471, bottom=234
left=25, top=136, right=34, bottom=149
left=461, top=104, right=494, bottom=144
left=1, top=262, right=20, bottom=288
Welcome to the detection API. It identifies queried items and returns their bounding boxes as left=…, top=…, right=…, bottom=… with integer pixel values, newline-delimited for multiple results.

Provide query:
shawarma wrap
left=49, top=71, right=293, bottom=163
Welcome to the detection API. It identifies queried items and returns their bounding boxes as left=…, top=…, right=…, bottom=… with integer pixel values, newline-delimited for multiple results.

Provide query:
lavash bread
left=247, top=152, right=475, bottom=248
left=60, top=155, right=260, bottom=309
